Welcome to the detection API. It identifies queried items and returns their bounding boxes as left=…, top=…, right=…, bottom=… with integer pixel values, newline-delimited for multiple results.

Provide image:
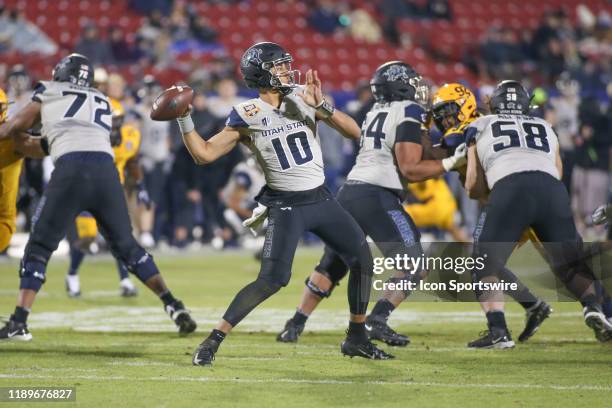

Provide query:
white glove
left=242, top=203, right=269, bottom=236
left=592, top=204, right=611, bottom=226
left=442, top=142, right=467, bottom=172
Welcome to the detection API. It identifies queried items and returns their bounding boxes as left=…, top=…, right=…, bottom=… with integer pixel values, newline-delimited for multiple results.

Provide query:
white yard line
left=21, top=307, right=584, bottom=333
left=0, top=373, right=609, bottom=392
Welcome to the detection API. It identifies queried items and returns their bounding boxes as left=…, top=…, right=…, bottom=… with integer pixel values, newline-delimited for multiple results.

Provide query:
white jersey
left=227, top=88, right=324, bottom=192
left=348, top=100, right=426, bottom=190
left=466, top=114, right=560, bottom=189
left=32, top=80, right=113, bottom=162
left=221, top=161, right=265, bottom=209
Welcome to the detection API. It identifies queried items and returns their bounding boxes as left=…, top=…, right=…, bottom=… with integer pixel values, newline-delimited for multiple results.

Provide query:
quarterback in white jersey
left=276, top=61, right=468, bottom=347
left=464, top=80, right=611, bottom=348
left=0, top=54, right=196, bottom=342
left=177, top=42, right=393, bottom=365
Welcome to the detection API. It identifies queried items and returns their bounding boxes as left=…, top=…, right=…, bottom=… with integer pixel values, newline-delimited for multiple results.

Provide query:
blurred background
left=0, top=0, right=610, bottom=255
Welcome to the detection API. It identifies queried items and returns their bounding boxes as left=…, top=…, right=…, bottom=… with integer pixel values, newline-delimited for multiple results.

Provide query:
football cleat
left=165, top=300, right=197, bottom=336
left=0, top=319, right=32, bottom=342
left=467, top=327, right=515, bottom=349
left=365, top=315, right=410, bottom=347
left=341, top=336, right=395, bottom=360
left=518, top=301, right=552, bottom=342
left=583, top=305, right=612, bottom=342
left=119, top=278, right=138, bottom=298
left=276, top=319, right=305, bottom=343
left=65, top=275, right=81, bottom=298
left=192, top=338, right=219, bottom=366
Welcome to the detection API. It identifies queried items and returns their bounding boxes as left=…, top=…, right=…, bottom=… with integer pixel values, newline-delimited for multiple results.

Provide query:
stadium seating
left=2, top=0, right=609, bottom=89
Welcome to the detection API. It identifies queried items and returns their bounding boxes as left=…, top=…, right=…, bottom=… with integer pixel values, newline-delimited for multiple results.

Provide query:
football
left=150, top=85, right=194, bottom=121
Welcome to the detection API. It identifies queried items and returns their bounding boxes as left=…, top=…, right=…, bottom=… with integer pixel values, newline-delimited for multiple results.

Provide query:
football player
left=431, top=83, right=552, bottom=343
left=404, top=178, right=468, bottom=242
left=0, top=54, right=196, bottom=341
left=276, top=62, right=468, bottom=346
left=64, top=98, right=151, bottom=298
left=220, top=157, right=265, bottom=241
left=176, top=42, right=392, bottom=365
left=0, top=87, right=22, bottom=252
left=465, top=80, right=612, bottom=347
left=277, top=81, right=551, bottom=346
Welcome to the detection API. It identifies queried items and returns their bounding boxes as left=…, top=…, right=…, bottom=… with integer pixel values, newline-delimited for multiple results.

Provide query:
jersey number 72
left=62, top=91, right=112, bottom=131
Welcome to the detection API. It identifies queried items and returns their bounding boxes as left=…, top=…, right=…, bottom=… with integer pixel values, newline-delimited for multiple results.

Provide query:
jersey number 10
left=491, top=121, right=550, bottom=153
left=272, top=131, right=314, bottom=170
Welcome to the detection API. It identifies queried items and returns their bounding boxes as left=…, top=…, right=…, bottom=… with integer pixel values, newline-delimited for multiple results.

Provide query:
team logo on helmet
left=382, top=65, right=412, bottom=82
left=241, top=48, right=263, bottom=68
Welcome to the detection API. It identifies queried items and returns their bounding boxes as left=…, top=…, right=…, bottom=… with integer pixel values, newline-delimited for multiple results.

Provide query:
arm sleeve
left=395, top=121, right=422, bottom=144
left=395, top=103, right=427, bottom=144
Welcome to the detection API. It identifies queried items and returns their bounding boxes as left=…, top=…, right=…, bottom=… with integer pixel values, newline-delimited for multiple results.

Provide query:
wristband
left=315, top=99, right=335, bottom=119
left=177, top=113, right=195, bottom=134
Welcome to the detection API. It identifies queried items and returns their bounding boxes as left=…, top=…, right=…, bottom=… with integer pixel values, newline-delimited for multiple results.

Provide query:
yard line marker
left=0, top=373, right=610, bottom=392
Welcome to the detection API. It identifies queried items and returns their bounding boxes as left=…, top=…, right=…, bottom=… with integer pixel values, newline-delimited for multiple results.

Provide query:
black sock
left=292, top=310, right=308, bottom=326
left=13, top=306, right=30, bottom=324
left=370, top=299, right=395, bottom=321
left=518, top=294, right=539, bottom=311
left=486, top=310, right=507, bottom=331
left=580, top=293, right=598, bottom=309
left=160, top=291, right=177, bottom=306
left=499, top=267, right=538, bottom=310
left=347, top=321, right=368, bottom=342
left=208, top=329, right=226, bottom=345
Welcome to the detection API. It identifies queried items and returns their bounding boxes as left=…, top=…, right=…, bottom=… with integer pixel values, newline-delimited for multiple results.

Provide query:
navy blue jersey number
left=492, top=121, right=549, bottom=153
left=62, top=91, right=87, bottom=118
left=93, top=96, right=112, bottom=131
left=364, top=112, right=388, bottom=149
left=272, top=131, right=313, bottom=170
left=62, top=91, right=112, bottom=131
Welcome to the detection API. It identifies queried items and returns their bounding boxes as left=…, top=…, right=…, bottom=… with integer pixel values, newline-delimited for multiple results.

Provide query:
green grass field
left=0, top=248, right=610, bottom=408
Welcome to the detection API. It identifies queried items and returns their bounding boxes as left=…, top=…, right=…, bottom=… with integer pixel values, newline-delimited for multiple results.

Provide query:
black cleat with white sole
left=467, top=327, right=515, bottom=349
left=518, top=301, right=552, bottom=342
left=165, top=300, right=197, bottom=336
left=192, top=338, right=220, bottom=366
left=0, top=319, right=33, bottom=342
left=365, top=315, right=410, bottom=347
left=341, top=336, right=395, bottom=360
left=583, top=305, right=612, bottom=342
left=276, top=319, right=304, bottom=343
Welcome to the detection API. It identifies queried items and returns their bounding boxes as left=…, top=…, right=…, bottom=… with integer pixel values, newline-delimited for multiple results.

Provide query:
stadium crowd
left=0, top=0, right=610, bottom=251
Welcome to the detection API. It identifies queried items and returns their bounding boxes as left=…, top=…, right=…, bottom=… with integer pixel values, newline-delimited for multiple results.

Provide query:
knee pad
left=19, top=260, right=47, bottom=292
left=126, top=250, right=159, bottom=282
left=386, top=271, right=420, bottom=297
left=304, top=276, right=335, bottom=298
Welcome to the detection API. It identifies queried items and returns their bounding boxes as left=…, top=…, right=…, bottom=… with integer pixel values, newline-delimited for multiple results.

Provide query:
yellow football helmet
left=0, top=87, right=8, bottom=124
left=431, top=83, right=477, bottom=133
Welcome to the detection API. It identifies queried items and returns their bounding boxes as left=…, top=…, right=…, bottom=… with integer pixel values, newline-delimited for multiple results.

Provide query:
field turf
left=0, top=248, right=610, bottom=407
